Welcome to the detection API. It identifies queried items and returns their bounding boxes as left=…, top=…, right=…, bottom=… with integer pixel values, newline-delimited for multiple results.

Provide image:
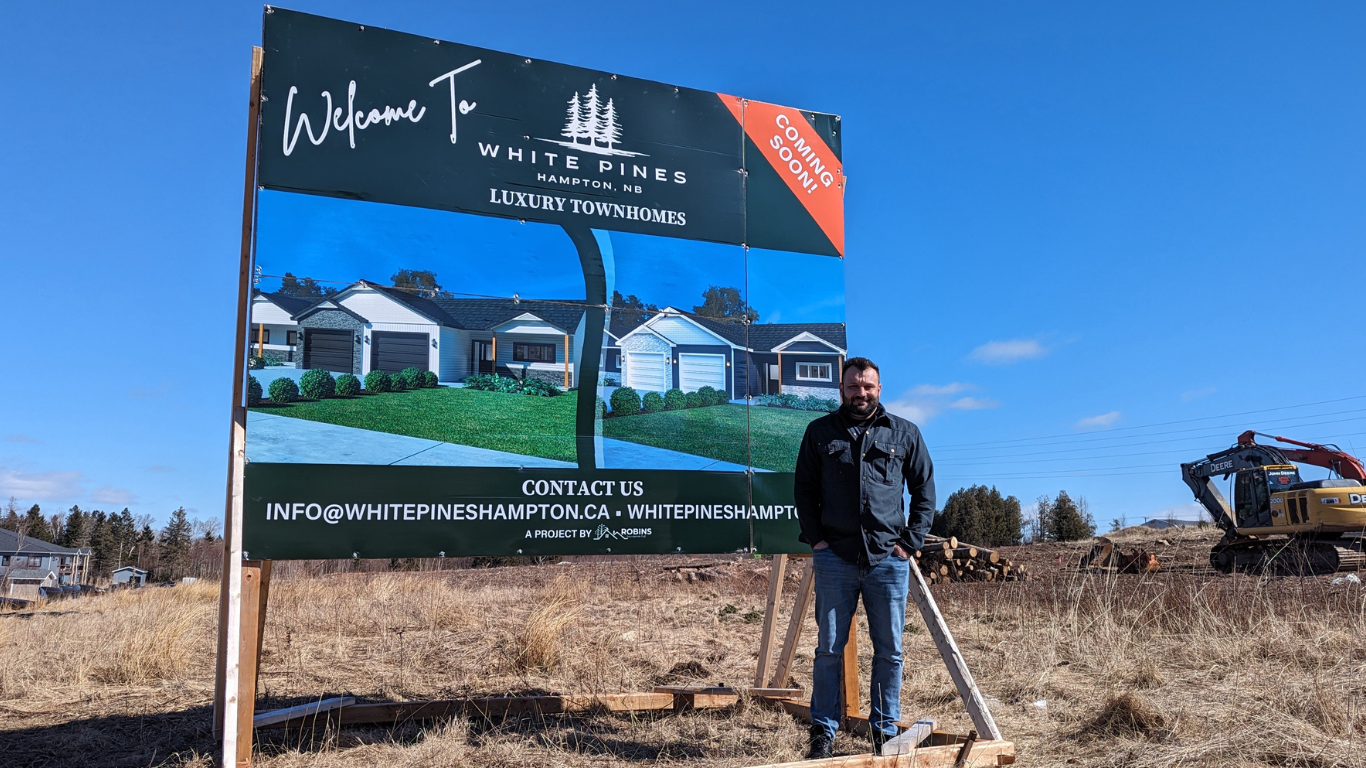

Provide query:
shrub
left=597, top=397, right=608, bottom=419
left=248, top=356, right=266, bottom=370
left=335, top=373, right=361, bottom=397
left=421, top=370, right=439, bottom=388
left=247, top=376, right=262, bottom=406
left=519, top=378, right=562, bottom=397
left=755, top=393, right=838, bottom=412
left=697, top=386, right=724, bottom=406
left=267, top=377, right=299, bottom=403
left=465, top=374, right=526, bottom=394
left=299, top=368, right=336, bottom=400
left=610, top=387, right=641, bottom=416
left=398, top=367, right=425, bottom=390
left=664, top=388, right=687, bottom=411
left=390, top=371, right=408, bottom=392
left=642, top=391, right=665, bottom=413
left=364, top=370, right=392, bottom=393
left=685, top=391, right=706, bottom=408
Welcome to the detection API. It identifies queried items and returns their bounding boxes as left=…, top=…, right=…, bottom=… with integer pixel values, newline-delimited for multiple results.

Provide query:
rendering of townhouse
left=244, top=192, right=846, bottom=472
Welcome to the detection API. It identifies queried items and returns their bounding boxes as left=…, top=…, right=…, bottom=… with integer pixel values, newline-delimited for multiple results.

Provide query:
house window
left=796, top=362, right=832, bottom=381
left=513, top=342, right=556, bottom=363
left=254, top=328, right=271, bottom=345
left=286, top=330, right=298, bottom=345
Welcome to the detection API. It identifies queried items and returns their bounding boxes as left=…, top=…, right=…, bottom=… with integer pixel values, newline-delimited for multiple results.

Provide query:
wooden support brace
left=235, top=561, right=265, bottom=767
left=769, top=558, right=815, bottom=689
left=907, top=560, right=1001, bottom=740
left=754, top=553, right=788, bottom=687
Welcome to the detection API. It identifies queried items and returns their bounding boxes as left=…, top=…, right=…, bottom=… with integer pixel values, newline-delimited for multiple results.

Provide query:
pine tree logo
left=540, top=84, right=647, bottom=157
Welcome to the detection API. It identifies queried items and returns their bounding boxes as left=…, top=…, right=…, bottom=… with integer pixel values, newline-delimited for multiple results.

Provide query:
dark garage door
left=302, top=329, right=353, bottom=373
left=371, top=331, right=430, bottom=373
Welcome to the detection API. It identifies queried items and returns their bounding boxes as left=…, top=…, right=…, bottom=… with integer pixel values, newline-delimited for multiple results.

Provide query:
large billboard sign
left=241, top=8, right=846, bottom=559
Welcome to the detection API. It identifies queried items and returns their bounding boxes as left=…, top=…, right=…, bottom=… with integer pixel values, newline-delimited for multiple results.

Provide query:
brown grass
left=2, top=545, right=1366, bottom=767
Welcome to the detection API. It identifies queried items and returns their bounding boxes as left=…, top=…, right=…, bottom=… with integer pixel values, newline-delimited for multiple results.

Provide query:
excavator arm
left=1180, top=442, right=1291, bottom=534
left=1237, top=431, right=1366, bottom=481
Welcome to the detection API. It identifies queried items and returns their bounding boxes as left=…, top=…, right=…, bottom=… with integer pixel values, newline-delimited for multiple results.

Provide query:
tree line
left=931, top=486, right=1096, bottom=546
left=1, top=498, right=221, bottom=583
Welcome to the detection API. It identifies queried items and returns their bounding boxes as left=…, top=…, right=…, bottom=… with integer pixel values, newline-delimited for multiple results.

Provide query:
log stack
left=914, top=534, right=1029, bottom=584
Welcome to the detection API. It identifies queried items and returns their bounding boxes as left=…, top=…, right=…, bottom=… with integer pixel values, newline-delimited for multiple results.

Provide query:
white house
left=248, top=292, right=314, bottom=365
left=290, top=281, right=593, bottom=387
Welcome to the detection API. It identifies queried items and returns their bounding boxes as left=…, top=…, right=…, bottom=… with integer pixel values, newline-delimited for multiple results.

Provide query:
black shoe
left=870, top=729, right=893, bottom=755
left=806, top=728, right=834, bottom=760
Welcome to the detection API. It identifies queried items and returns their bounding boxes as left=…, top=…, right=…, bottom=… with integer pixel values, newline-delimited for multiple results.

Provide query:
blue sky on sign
left=2, top=1, right=1363, bottom=530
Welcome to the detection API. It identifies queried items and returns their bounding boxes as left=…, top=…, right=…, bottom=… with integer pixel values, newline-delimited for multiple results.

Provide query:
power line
left=932, top=394, right=1366, bottom=450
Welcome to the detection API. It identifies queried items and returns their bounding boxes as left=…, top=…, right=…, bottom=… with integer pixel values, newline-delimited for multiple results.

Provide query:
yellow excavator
left=1181, top=431, right=1366, bottom=574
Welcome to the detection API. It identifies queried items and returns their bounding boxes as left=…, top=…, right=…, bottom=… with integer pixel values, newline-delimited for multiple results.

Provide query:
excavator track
left=1210, top=537, right=1365, bottom=576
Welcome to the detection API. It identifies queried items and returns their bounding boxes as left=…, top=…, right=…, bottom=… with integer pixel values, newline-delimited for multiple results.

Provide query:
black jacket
left=793, top=405, right=936, bottom=566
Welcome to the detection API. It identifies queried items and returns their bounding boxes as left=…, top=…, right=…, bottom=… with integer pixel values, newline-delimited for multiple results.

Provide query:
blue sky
left=2, top=2, right=1363, bottom=529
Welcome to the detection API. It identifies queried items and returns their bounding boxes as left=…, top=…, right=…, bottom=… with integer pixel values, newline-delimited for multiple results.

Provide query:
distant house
left=1142, top=518, right=1201, bottom=530
left=0, top=527, right=92, bottom=587
left=2, top=568, right=58, bottom=600
left=111, top=567, right=148, bottom=587
left=248, top=291, right=313, bottom=364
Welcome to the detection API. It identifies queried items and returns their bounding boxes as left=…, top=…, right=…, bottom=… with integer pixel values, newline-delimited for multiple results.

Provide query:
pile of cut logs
left=914, top=534, right=1029, bottom=584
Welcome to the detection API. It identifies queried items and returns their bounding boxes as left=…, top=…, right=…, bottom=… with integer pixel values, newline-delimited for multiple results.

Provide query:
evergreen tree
left=159, top=508, right=192, bottom=581
left=582, top=85, right=604, bottom=147
left=88, top=510, right=114, bottom=574
left=1, top=497, right=20, bottom=532
left=611, top=290, right=658, bottom=328
left=931, top=485, right=1023, bottom=547
left=63, top=505, right=90, bottom=548
left=561, top=92, right=585, bottom=144
left=602, top=98, right=622, bottom=151
left=112, top=509, right=138, bottom=568
left=22, top=504, right=53, bottom=544
left=1035, top=490, right=1096, bottom=542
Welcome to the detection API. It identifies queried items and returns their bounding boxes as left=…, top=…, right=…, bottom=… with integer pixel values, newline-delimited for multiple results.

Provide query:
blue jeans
left=810, top=547, right=909, bottom=739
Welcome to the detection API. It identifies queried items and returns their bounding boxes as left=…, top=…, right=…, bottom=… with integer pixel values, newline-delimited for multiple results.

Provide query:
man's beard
left=843, top=393, right=879, bottom=420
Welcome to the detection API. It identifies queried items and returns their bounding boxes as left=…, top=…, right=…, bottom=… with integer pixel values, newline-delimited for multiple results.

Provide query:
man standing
left=793, top=357, right=935, bottom=758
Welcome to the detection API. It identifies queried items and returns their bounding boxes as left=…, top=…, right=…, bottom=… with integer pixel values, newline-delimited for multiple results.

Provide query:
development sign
left=242, top=8, right=845, bottom=559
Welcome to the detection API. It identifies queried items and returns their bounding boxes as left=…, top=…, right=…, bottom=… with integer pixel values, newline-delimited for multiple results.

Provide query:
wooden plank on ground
left=253, top=697, right=354, bottom=729
left=755, top=554, right=788, bottom=687
left=259, top=693, right=686, bottom=730
left=769, top=559, right=815, bottom=689
left=906, top=560, right=1002, bottom=740
left=749, top=687, right=805, bottom=698
left=880, top=719, right=936, bottom=756
left=739, top=740, right=1014, bottom=768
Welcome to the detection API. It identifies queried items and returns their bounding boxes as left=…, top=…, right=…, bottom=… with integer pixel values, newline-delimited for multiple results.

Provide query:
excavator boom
left=1237, top=431, right=1366, bottom=481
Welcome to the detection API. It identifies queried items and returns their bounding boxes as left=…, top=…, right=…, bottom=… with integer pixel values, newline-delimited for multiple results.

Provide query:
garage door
left=625, top=352, right=666, bottom=393
left=302, top=329, right=353, bottom=373
left=371, top=331, right=430, bottom=373
left=679, top=353, right=726, bottom=394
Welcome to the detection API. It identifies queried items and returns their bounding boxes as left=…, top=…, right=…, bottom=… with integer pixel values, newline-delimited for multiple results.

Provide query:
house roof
left=112, top=566, right=148, bottom=574
left=747, top=323, right=847, bottom=353
left=4, top=568, right=56, bottom=581
left=293, top=298, right=369, bottom=324
left=0, top=527, right=85, bottom=555
left=429, top=296, right=588, bottom=334
left=254, top=291, right=315, bottom=316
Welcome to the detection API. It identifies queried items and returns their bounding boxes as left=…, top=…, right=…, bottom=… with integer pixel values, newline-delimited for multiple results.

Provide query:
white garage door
left=679, top=353, right=726, bottom=394
left=625, top=352, right=667, bottom=393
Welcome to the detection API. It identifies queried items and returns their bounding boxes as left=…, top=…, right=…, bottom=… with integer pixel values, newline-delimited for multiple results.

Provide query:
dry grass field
left=3, top=526, right=1365, bottom=767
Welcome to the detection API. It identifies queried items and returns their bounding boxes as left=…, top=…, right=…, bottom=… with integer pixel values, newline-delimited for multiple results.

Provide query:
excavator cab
left=1232, top=465, right=1301, bottom=528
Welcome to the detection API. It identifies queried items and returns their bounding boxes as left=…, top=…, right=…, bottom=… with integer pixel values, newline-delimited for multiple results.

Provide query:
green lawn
left=251, top=388, right=579, bottom=463
left=601, top=403, right=824, bottom=471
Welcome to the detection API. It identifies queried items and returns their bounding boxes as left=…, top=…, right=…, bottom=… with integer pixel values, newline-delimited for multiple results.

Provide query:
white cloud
left=969, top=339, right=1047, bottom=365
left=0, top=466, right=84, bottom=500
left=1181, top=387, right=1217, bottom=402
left=907, top=382, right=973, bottom=397
left=91, top=486, right=137, bottom=505
left=1075, top=411, right=1122, bottom=429
left=884, top=384, right=998, bottom=423
left=948, top=396, right=1000, bottom=411
left=3, top=434, right=40, bottom=444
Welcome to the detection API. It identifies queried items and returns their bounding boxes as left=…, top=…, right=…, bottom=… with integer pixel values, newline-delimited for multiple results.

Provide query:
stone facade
left=299, top=310, right=364, bottom=374
left=780, top=384, right=839, bottom=403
